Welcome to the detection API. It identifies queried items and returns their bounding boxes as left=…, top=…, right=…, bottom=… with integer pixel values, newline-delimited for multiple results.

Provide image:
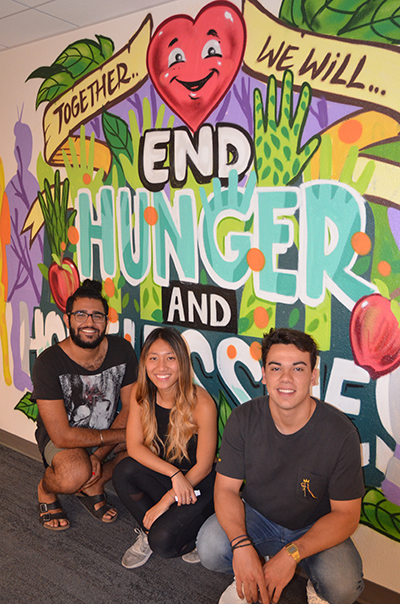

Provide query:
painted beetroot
left=350, top=293, right=400, bottom=380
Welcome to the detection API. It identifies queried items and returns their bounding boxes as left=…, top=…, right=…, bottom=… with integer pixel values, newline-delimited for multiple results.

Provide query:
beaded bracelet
left=170, top=469, right=181, bottom=479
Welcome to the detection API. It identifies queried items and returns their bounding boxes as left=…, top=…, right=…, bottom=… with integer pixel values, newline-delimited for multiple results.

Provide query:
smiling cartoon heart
left=147, top=1, right=246, bottom=132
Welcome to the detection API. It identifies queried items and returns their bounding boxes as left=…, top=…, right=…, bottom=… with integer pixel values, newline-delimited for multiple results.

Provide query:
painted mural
left=2, top=0, right=400, bottom=544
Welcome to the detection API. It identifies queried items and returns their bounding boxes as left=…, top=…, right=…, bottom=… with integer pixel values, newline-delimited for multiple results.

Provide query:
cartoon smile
left=173, top=69, right=218, bottom=93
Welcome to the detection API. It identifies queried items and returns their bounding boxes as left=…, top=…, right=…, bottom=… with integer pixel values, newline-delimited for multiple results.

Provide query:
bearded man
left=32, top=280, right=137, bottom=530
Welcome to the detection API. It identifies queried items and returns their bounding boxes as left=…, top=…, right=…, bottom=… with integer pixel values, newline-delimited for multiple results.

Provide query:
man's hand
left=262, top=548, right=297, bottom=603
left=81, top=453, right=102, bottom=489
left=232, top=546, right=269, bottom=604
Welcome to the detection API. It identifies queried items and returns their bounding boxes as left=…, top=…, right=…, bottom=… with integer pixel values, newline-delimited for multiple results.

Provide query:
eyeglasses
left=68, top=311, right=108, bottom=324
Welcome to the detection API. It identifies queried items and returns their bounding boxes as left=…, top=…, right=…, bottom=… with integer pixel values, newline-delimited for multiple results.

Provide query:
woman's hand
left=143, top=496, right=173, bottom=530
left=171, top=471, right=196, bottom=506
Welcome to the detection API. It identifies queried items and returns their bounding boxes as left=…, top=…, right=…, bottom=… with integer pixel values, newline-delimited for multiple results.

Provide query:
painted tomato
left=147, top=1, right=246, bottom=132
left=48, top=257, right=80, bottom=313
left=349, top=293, right=400, bottom=380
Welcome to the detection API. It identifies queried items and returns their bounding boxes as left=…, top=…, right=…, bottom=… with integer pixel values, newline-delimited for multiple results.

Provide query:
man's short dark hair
left=261, top=328, right=318, bottom=370
left=65, top=279, right=108, bottom=315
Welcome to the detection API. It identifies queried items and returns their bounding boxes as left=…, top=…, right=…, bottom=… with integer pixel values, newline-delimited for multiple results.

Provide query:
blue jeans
left=197, top=502, right=364, bottom=604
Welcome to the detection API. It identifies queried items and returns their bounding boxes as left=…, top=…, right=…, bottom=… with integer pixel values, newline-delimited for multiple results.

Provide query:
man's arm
left=37, top=398, right=127, bottom=450
left=263, top=498, right=362, bottom=603
left=91, top=382, right=133, bottom=462
left=215, top=472, right=270, bottom=604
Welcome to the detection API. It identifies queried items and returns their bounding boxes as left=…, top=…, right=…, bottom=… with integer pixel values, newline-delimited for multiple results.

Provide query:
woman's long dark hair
left=136, top=328, right=197, bottom=462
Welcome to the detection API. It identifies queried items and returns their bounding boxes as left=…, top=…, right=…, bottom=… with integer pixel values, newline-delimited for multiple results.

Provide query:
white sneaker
left=219, top=578, right=247, bottom=604
left=181, top=548, right=200, bottom=563
left=121, top=527, right=152, bottom=569
left=306, top=579, right=329, bottom=603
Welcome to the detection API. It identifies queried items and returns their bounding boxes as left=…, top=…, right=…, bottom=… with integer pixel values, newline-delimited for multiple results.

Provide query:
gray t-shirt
left=217, top=396, right=365, bottom=530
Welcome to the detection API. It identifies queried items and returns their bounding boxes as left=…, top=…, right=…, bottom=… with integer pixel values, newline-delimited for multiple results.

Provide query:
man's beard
left=69, top=324, right=106, bottom=349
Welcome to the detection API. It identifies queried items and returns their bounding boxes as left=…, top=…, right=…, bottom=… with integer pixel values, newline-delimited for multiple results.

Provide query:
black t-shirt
left=217, top=396, right=365, bottom=530
left=32, top=335, right=138, bottom=454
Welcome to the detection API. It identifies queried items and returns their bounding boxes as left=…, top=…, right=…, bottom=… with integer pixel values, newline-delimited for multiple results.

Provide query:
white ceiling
left=0, top=0, right=170, bottom=51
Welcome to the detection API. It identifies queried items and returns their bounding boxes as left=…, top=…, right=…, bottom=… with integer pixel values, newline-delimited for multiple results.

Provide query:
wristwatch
left=285, top=542, right=301, bottom=563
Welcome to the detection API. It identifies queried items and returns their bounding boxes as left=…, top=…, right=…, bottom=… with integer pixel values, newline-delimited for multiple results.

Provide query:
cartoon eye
left=201, top=39, right=222, bottom=59
left=168, top=48, right=186, bottom=67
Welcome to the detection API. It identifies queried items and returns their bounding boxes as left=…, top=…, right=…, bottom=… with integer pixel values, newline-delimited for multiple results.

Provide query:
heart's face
left=147, top=1, right=246, bottom=132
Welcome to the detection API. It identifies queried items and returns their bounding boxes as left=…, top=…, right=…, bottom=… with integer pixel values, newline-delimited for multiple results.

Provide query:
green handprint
left=119, top=97, right=175, bottom=191
left=62, top=125, right=105, bottom=207
left=254, top=69, right=320, bottom=186
left=200, top=170, right=256, bottom=283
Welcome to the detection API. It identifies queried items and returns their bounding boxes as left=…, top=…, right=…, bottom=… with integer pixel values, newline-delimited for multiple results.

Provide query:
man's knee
left=49, top=449, right=92, bottom=493
left=305, top=538, right=363, bottom=604
left=197, top=514, right=233, bottom=573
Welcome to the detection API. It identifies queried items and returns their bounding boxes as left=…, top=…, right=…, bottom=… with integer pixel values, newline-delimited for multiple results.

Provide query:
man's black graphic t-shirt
left=32, top=335, right=137, bottom=455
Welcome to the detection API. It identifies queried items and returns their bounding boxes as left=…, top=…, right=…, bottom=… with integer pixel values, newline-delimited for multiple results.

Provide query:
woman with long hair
left=113, top=327, right=217, bottom=568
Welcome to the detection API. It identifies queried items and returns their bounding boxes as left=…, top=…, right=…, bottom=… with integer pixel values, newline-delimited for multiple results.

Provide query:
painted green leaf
left=37, top=263, right=49, bottom=280
left=360, top=487, right=400, bottom=543
left=217, top=390, right=233, bottom=451
left=35, top=72, right=75, bottom=108
left=28, top=34, right=115, bottom=108
left=353, top=255, right=371, bottom=276
left=289, top=307, right=300, bottom=328
left=122, top=293, right=129, bottom=309
left=152, top=309, right=163, bottom=322
left=26, top=64, right=68, bottom=81
left=143, top=288, right=149, bottom=308
left=134, top=299, right=140, bottom=313
left=279, top=0, right=400, bottom=45
left=55, top=35, right=114, bottom=79
left=15, top=392, right=38, bottom=422
left=102, top=110, right=134, bottom=163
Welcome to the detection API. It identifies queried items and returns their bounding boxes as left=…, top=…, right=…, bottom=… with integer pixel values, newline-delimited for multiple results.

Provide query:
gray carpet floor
left=0, top=444, right=308, bottom=604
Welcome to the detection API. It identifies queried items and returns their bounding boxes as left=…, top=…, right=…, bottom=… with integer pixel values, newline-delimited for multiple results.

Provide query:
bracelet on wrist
left=230, top=534, right=249, bottom=547
left=99, top=430, right=104, bottom=446
left=231, top=536, right=253, bottom=552
left=170, top=469, right=181, bottom=479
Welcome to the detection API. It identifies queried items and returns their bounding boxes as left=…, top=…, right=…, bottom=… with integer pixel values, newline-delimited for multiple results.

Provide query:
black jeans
left=112, top=456, right=215, bottom=558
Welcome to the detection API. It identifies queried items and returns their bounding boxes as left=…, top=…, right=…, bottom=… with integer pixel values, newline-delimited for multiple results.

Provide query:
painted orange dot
left=104, top=278, right=115, bottom=298
left=247, top=248, right=265, bottom=272
left=253, top=306, right=269, bottom=329
left=108, top=307, right=119, bottom=323
left=378, top=260, right=391, bottom=276
left=60, top=241, right=66, bottom=251
left=68, top=225, right=79, bottom=245
left=250, top=341, right=262, bottom=361
left=83, top=173, right=92, bottom=185
left=351, top=232, right=371, bottom=255
left=124, top=333, right=132, bottom=342
left=144, top=206, right=158, bottom=225
left=338, top=119, right=363, bottom=144
left=227, top=345, right=237, bottom=360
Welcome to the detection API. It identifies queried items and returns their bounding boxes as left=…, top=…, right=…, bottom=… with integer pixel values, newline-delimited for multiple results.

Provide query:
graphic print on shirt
left=59, top=363, right=126, bottom=430
left=301, top=478, right=318, bottom=499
